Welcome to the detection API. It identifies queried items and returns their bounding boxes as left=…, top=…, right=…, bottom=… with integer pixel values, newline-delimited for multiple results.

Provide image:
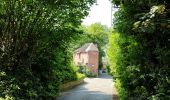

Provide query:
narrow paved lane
left=57, top=73, right=118, bottom=100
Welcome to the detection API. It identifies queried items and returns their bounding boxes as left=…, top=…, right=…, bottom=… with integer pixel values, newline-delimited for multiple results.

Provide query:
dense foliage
left=109, top=0, right=170, bottom=99
left=0, top=0, right=95, bottom=99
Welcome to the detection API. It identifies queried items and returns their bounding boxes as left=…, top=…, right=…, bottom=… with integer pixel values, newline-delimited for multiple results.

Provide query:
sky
left=83, top=0, right=113, bottom=27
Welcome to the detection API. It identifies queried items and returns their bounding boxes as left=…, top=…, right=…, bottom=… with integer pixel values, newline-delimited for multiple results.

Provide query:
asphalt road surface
left=57, top=73, right=118, bottom=100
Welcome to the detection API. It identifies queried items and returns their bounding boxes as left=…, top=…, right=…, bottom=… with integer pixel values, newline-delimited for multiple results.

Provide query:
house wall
left=73, top=51, right=99, bottom=76
left=87, top=51, right=99, bottom=76
left=73, top=52, right=88, bottom=66
left=73, top=53, right=77, bottom=65
left=80, top=52, right=88, bottom=65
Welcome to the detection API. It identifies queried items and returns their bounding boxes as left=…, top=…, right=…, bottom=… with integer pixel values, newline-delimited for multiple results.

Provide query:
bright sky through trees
left=83, top=0, right=112, bottom=27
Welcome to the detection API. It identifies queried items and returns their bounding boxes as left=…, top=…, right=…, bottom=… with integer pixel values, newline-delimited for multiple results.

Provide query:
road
left=57, top=73, right=118, bottom=100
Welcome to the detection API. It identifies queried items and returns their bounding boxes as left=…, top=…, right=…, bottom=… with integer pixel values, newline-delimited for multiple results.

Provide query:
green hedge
left=109, top=0, right=170, bottom=99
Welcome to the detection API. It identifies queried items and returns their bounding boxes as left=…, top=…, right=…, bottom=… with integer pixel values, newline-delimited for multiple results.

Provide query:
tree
left=109, top=0, right=170, bottom=99
left=0, top=0, right=95, bottom=99
left=86, top=23, right=109, bottom=69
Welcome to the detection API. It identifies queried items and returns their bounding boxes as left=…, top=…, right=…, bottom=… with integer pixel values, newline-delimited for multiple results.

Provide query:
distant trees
left=109, top=0, right=170, bottom=99
left=85, top=23, right=109, bottom=69
left=0, top=0, right=95, bottom=99
left=75, top=23, right=109, bottom=69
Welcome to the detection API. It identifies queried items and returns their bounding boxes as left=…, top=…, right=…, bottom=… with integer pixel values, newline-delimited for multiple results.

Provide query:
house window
left=86, top=63, right=88, bottom=66
left=82, top=58, right=84, bottom=63
left=78, top=53, right=81, bottom=59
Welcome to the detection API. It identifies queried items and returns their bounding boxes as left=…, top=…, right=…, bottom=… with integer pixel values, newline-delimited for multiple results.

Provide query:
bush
left=77, top=65, right=85, bottom=74
left=110, top=1, right=170, bottom=99
left=76, top=66, right=97, bottom=77
left=106, top=64, right=111, bottom=75
left=76, top=73, right=85, bottom=80
left=60, top=66, right=77, bottom=84
left=83, top=67, right=97, bottom=77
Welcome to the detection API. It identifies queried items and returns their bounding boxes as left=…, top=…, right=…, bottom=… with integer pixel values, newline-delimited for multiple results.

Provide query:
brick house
left=73, top=43, right=99, bottom=75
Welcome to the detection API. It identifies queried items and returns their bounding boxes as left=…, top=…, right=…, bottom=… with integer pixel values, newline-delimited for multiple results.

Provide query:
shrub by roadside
left=61, top=73, right=85, bottom=91
left=77, top=66, right=97, bottom=77
left=77, top=73, right=86, bottom=80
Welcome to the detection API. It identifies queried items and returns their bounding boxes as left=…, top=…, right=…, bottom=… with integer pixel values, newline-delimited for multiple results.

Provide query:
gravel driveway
left=57, top=73, right=118, bottom=100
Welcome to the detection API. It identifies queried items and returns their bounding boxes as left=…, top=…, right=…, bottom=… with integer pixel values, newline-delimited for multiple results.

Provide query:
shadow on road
left=57, top=90, right=113, bottom=100
left=57, top=73, right=118, bottom=100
